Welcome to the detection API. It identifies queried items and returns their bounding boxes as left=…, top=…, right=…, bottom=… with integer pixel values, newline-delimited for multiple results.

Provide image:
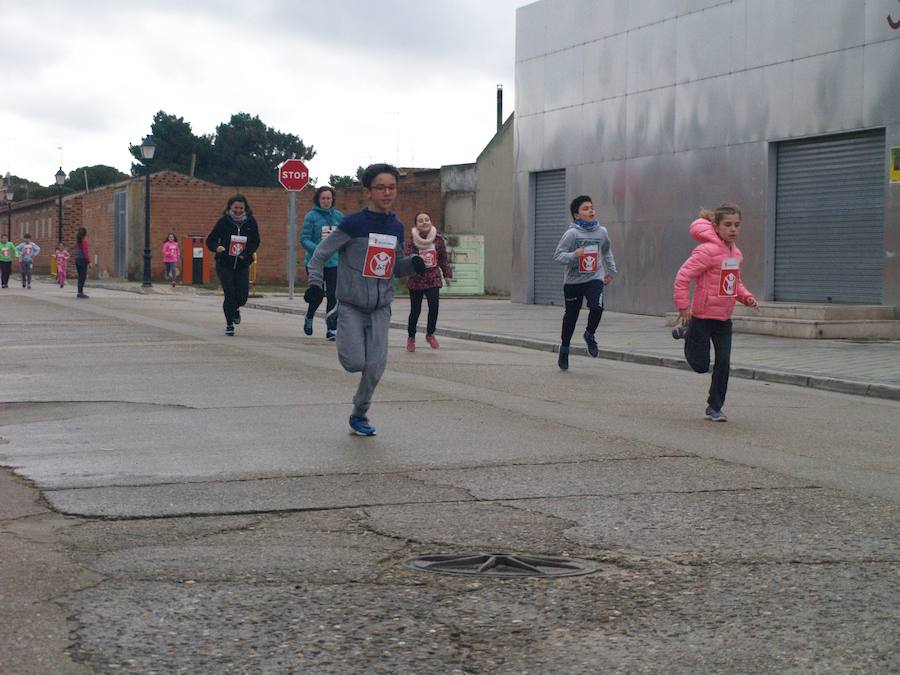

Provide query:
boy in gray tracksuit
left=553, top=195, right=617, bottom=370
left=305, top=163, right=425, bottom=436
left=15, top=234, right=41, bottom=289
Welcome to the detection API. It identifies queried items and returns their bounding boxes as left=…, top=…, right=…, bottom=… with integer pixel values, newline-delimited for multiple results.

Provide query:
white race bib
left=362, top=233, right=397, bottom=279
left=229, top=235, right=247, bottom=257
left=719, top=258, right=739, bottom=297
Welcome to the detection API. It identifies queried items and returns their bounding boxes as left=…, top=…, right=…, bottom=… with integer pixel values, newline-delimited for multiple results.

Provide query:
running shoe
left=407, top=337, right=416, bottom=352
left=705, top=407, right=727, bottom=422
left=225, top=324, right=234, bottom=336
left=672, top=323, right=689, bottom=340
left=233, top=309, right=241, bottom=325
left=425, top=334, right=440, bottom=349
left=349, top=415, right=376, bottom=436
left=326, top=329, right=337, bottom=341
left=558, top=345, right=570, bottom=370
left=584, top=330, right=598, bottom=357
left=303, top=317, right=313, bottom=336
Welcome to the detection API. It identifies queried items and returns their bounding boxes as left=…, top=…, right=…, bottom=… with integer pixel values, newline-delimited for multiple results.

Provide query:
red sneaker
left=406, top=337, right=416, bottom=352
left=426, top=334, right=440, bottom=349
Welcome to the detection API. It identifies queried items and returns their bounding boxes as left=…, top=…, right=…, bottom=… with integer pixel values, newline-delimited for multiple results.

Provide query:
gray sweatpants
left=337, top=303, right=391, bottom=418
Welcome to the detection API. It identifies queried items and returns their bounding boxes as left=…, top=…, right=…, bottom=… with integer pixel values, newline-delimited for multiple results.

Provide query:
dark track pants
left=561, top=279, right=604, bottom=345
left=684, top=317, right=733, bottom=411
left=216, top=264, right=250, bottom=325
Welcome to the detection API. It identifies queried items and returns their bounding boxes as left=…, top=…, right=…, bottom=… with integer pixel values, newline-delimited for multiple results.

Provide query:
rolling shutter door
left=775, top=130, right=884, bottom=303
left=532, top=170, right=567, bottom=305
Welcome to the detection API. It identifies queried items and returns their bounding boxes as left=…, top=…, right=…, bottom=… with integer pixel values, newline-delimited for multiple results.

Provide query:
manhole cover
left=405, top=553, right=600, bottom=578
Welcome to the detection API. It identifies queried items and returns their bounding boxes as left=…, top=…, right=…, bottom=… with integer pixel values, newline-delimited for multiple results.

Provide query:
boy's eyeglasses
left=370, top=185, right=397, bottom=193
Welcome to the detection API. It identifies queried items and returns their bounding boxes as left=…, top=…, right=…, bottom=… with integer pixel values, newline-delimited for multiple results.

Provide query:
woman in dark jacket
left=206, top=194, right=261, bottom=336
left=404, top=212, right=452, bottom=351
left=75, top=227, right=90, bottom=298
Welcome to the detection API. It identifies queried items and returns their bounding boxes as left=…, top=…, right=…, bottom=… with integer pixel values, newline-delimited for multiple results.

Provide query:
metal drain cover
left=405, top=553, right=600, bottom=578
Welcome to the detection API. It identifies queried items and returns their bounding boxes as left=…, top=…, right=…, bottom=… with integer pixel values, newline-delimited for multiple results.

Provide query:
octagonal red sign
left=278, top=159, right=309, bottom=191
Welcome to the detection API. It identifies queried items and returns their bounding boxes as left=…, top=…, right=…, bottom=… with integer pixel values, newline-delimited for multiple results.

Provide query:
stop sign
left=278, top=159, right=310, bottom=191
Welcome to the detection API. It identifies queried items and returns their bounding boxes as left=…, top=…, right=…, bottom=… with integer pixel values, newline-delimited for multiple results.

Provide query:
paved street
left=1, top=281, right=898, bottom=673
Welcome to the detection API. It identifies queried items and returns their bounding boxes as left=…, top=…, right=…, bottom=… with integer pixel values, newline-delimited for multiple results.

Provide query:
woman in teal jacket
left=301, top=186, right=343, bottom=339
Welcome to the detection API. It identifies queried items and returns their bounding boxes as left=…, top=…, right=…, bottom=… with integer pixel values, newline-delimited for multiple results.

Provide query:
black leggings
left=305, top=266, right=337, bottom=330
left=561, top=279, right=604, bottom=346
left=216, top=264, right=250, bottom=324
left=76, top=259, right=88, bottom=293
left=684, top=318, right=733, bottom=411
left=408, top=287, right=440, bottom=337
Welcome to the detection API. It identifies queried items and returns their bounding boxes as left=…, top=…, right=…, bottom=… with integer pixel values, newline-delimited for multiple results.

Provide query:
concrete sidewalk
left=84, top=278, right=899, bottom=400
left=245, top=293, right=900, bottom=401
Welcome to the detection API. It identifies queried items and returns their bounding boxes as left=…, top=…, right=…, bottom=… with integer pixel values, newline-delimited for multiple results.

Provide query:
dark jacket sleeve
left=245, top=219, right=260, bottom=257
left=206, top=220, right=222, bottom=253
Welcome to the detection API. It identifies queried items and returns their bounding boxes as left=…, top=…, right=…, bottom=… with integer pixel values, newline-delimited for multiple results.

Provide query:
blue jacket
left=301, top=206, right=343, bottom=268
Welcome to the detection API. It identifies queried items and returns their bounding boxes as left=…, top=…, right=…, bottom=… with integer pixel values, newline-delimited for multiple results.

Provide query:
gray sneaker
left=705, top=407, right=727, bottom=422
left=672, top=323, right=689, bottom=340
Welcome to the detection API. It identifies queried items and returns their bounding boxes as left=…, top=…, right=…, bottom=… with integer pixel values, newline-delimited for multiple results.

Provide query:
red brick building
left=5, top=169, right=442, bottom=284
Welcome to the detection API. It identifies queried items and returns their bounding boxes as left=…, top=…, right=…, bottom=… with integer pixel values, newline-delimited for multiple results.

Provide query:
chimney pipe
left=496, top=84, right=503, bottom=133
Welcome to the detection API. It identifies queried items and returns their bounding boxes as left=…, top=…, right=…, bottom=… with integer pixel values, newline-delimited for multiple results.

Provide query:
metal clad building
left=512, top=0, right=900, bottom=315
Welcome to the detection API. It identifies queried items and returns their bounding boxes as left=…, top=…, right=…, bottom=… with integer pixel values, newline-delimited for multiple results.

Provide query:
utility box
left=183, top=235, right=211, bottom=285
left=442, top=234, right=484, bottom=296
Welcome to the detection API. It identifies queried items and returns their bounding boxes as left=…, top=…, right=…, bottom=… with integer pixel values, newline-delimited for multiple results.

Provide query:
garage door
left=532, top=169, right=567, bottom=305
left=775, top=130, right=885, bottom=303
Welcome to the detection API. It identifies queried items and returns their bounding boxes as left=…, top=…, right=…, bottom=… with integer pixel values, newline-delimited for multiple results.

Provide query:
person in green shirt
left=0, top=233, right=18, bottom=288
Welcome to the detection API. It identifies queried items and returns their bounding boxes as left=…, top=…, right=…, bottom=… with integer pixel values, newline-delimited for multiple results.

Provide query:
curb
left=245, top=301, right=900, bottom=402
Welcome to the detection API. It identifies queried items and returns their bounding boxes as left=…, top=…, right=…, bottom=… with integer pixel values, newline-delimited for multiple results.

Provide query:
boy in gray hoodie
left=15, top=234, right=41, bottom=289
left=305, top=163, right=425, bottom=436
left=553, top=195, right=617, bottom=370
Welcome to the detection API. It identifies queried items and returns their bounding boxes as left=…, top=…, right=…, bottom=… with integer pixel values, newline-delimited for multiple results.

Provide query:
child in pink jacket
left=53, top=243, right=70, bottom=287
left=673, top=204, right=758, bottom=422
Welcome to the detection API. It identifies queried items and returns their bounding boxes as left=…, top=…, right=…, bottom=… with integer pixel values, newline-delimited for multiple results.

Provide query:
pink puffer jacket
left=674, top=218, right=755, bottom=321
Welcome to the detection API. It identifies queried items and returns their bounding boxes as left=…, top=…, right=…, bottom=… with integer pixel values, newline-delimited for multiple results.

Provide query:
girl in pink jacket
left=673, top=204, right=758, bottom=422
left=53, top=243, right=70, bottom=287
left=162, top=233, right=181, bottom=287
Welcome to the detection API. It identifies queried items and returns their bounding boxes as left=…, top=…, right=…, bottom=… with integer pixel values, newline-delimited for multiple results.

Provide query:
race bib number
left=229, top=235, right=247, bottom=257
left=24, top=245, right=33, bottom=256
left=321, top=226, right=333, bottom=239
left=578, top=245, right=599, bottom=273
left=362, top=233, right=397, bottom=279
left=719, top=258, right=739, bottom=297
left=418, top=245, right=437, bottom=269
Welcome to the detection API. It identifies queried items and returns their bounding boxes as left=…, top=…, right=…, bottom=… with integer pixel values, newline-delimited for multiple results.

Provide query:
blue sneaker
left=584, top=330, right=599, bottom=358
left=225, top=324, right=234, bottom=336
left=303, top=317, right=313, bottom=336
left=326, top=329, right=336, bottom=341
left=705, top=407, right=727, bottom=422
left=557, top=345, right=570, bottom=370
left=349, top=415, right=376, bottom=436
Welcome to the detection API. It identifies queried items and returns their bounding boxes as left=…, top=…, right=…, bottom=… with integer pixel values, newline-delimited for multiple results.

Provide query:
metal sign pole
left=288, top=190, right=297, bottom=300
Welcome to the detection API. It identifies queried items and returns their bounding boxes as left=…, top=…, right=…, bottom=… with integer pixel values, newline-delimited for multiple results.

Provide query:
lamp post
left=4, top=172, right=12, bottom=240
left=55, top=167, right=65, bottom=243
left=139, top=135, right=156, bottom=287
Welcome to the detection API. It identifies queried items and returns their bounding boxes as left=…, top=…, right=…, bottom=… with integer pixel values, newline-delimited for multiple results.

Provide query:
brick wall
left=4, top=168, right=443, bottom=283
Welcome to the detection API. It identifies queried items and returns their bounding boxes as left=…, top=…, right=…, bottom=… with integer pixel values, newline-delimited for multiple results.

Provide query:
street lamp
left=139, top=135, right=156, bottom=287
left=55, top=167, right=65, bottom=243
left=4, top=173, right=12, bottom=240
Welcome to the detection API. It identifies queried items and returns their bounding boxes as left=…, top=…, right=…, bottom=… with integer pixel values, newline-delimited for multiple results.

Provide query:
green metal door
left=441, top=234, right=484, bottom=295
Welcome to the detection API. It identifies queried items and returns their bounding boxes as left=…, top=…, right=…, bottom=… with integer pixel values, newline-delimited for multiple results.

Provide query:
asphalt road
left=1, top=284, right=898, bottom=674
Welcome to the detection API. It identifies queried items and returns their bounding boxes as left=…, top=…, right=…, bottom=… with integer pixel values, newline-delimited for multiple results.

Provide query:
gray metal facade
left=512, top=0, right=900, bottom=315
left=775, top=129, right=885, bottom=303
left=532, top=169, right=567, bottom=304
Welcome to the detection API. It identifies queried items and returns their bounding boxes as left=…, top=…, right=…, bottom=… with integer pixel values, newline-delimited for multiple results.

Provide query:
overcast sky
left=0, top=0, right=530, bottom=187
